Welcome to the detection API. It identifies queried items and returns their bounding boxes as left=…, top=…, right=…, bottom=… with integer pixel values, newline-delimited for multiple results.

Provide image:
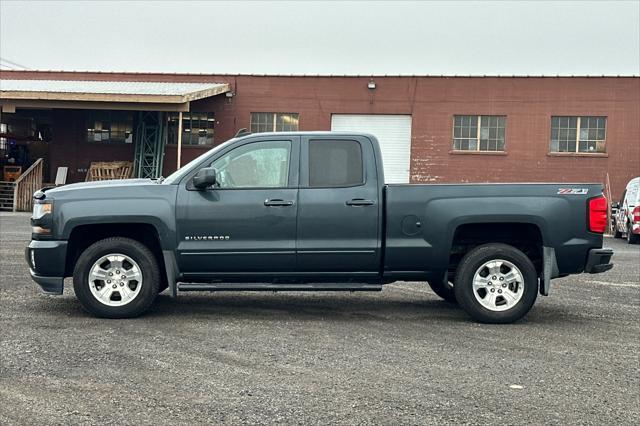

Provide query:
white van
left=613, top=177, right=640, bottom=244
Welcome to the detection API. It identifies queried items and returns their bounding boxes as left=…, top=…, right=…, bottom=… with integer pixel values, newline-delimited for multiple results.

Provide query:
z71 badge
left=557, top=188, right=589, bottom=195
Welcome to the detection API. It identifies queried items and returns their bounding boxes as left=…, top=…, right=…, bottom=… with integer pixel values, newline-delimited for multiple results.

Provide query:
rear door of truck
left=296, top=134, right=382, bottom=277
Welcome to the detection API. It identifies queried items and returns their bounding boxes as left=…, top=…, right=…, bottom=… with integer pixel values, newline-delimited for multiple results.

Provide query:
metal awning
left=0, top=79, right=230, bottom=111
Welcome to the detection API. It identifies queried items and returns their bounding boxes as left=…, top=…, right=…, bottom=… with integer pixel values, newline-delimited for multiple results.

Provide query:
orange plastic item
left=3, top=166, right=22, bottom=182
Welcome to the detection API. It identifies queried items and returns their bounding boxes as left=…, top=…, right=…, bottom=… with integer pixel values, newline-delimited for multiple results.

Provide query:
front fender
left=56, top=199, right=177, bottom=250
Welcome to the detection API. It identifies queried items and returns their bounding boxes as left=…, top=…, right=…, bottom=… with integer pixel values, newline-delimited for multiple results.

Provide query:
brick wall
left=2, top=71, right=638, bottom=199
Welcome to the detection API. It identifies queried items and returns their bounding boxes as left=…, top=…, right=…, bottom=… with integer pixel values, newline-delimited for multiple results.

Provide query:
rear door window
left=627, top=183, right=639, bottom=207
left=308, top=140, right=363, bottom=187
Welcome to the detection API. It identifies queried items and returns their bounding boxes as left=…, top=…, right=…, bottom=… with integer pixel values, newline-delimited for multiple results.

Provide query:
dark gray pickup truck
left=27, top=131, right=613, bottom=323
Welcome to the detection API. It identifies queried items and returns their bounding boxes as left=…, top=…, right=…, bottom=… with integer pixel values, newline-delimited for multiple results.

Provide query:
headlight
left=32, top=201, right=53, bottom=235
left=32, top=201, right=53, bottom=220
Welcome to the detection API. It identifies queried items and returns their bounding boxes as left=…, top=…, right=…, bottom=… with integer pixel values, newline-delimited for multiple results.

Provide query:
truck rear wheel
left=73, top=237, right=160, bottom=318
left=428, top=279, right=457, bottom=303
left=454, top=243, right=538, bottom=324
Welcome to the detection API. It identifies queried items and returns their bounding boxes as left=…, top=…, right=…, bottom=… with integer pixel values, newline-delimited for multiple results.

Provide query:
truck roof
left=236, top=130, right=378, bottom=139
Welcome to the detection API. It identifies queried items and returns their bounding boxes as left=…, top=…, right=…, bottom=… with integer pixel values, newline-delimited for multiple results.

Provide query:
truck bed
left=383, top=183, right=604, bottom=277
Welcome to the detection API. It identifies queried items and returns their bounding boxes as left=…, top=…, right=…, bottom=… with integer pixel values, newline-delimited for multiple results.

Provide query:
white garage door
left=331, top=114, right=412, bottom=184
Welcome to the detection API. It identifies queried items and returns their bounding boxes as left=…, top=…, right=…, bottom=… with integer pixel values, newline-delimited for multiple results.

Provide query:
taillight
left=588, top=195, right=608, bottom=233
left=633, top=206, right=640, bottom=224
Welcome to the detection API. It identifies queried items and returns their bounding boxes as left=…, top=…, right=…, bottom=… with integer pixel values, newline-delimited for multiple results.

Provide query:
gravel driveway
left=1, top=212, right=638, bottom=425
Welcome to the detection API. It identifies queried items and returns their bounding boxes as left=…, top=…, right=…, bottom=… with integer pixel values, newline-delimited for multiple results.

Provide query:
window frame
left=209, top=140, right=292, bottom=189
left=85, top=110, right=133, bottom=144
left=250, top=112, right=300, bottom=133
left=451, top=115, right=507, bottom=153
left=549, top=116, right=607, bottom=154
left=304, top=138, right=366, bottom=189
left=185, top=136, right=300, bottom=191
left=167, top=112, right=215, bottom=146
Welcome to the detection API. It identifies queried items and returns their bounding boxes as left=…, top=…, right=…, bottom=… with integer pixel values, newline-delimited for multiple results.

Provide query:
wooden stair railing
left=13, top=158, right=44, bottom=212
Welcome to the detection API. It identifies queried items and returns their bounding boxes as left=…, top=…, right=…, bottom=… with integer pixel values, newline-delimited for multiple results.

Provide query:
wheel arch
left=447, top=221, right=545, bottom=280
left=65, top=223, right=167, bottom=288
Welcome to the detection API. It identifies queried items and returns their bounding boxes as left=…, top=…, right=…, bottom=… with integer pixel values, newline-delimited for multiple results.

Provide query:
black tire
left=454, top=243, right=538, bottom=324
left=73, top=237, right=160, bottom=318
left=428, top=279, right=457, bottom=303
left=613, top=222, right=623, bottom=239
left=627, top=224, right=639, bottom=244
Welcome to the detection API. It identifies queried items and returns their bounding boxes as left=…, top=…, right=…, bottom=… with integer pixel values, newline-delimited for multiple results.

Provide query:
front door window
left=210, top=140, right=291, bottom=188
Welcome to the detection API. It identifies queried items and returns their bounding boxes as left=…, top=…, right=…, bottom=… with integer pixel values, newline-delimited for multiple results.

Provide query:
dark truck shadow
left=146, top=292, right=466, bottom=322
left=143, top=294, right=587, bottom=326
left=36, top=288, right=586, bottom=326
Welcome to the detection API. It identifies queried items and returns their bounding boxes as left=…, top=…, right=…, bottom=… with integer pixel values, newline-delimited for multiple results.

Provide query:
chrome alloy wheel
left=472, top=259, right=524, bottom=312
left=88, top=253, right=143, bottom=306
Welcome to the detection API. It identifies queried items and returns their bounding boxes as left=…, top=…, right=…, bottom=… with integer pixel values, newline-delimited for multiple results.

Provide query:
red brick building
left=1, top=70, right=638, bottom=200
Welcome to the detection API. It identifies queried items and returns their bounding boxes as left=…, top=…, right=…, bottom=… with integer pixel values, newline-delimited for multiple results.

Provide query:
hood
left=42, top=178, right=158, bottom=196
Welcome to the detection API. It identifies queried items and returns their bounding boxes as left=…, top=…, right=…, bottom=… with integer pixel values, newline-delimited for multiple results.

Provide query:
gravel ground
left=1, top=212, right=638, bottom=425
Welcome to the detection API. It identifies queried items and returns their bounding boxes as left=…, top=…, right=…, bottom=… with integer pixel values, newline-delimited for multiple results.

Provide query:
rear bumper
left=584, top=248, right=614, bottom=274
left=25, top=240, right=68, bottom=295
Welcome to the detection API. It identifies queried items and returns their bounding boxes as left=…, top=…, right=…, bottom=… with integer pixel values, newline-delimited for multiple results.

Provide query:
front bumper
left=29, top=270, right=64, bottom=295
left=584, top=248, right=614, bottom=274
left=25, top=240, right=68, bottom=295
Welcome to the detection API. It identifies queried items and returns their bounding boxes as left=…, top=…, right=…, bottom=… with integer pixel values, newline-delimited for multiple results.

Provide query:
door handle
left=264, top=199, right=294, bottom=207
left=346, top=198, right=375, bottom=206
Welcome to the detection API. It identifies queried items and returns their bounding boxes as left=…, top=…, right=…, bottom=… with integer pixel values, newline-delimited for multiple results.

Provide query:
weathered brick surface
left=1, top=71, right=638, bottom=199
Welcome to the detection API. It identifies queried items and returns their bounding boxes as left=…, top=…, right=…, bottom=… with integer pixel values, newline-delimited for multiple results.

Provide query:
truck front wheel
left=454, top=243, right=538, bottom=324
left=73, top=237, right=160, bottom=318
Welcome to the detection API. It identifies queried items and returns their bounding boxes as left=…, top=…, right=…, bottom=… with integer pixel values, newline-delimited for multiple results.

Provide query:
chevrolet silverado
left=27, top=131, right=614, bottom=323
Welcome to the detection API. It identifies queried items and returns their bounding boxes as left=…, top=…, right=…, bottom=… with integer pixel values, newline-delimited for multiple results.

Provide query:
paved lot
left=0, top=212, right=638, bottom=425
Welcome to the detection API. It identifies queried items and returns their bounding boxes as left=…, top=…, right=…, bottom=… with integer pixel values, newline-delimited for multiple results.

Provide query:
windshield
left=162, top=137, right=239, bottom=184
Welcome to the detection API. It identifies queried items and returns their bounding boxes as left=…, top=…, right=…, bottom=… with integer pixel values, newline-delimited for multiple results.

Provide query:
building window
left=250, top=113, right=299, bottom=133
left=168, top=112, right=214, bottom=146
left=0, top=123, right=7, bottom=151
left=86, top=111, right=133, bottom=143
left=550, top=116, right=607, bottom=153
left=453, top=115, right=506, bottom=152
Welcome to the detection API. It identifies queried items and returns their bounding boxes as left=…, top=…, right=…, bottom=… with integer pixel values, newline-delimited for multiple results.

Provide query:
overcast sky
left=0, top=0, right=638, bottom=75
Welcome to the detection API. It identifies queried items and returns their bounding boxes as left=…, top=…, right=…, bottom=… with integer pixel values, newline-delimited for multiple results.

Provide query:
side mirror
left=193, top=167, right=217, bottom=189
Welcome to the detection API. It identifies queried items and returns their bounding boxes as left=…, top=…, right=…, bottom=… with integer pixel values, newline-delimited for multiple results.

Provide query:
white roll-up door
left=330, top=114, right=412, bottom=184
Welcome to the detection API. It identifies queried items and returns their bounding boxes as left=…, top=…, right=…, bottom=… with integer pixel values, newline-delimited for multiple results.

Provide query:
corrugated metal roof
left=1, top=70, right=638, bottom=78
left=0, top=79, right=227, bottom=96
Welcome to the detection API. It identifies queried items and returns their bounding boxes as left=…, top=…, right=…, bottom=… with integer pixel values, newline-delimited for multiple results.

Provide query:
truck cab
left=174, top=133, right=383, bottom=282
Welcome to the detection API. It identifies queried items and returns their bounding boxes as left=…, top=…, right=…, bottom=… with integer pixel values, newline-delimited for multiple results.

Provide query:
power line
left=0, top=57, right=30, bottom=70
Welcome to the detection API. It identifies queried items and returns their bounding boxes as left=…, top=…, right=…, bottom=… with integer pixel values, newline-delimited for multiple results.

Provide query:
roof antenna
left=234, top=128, right=251, bottom=137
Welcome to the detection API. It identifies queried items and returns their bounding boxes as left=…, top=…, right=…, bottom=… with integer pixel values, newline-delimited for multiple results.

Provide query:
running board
left=177, top=282, right=383, bottom=292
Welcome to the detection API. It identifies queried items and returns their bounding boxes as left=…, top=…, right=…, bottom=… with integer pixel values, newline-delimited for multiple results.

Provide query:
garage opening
left=331, top=114, right=412, bottom=184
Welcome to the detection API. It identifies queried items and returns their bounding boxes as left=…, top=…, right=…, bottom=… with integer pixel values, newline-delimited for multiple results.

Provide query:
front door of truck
left=176, top=136, right=300, bottom=278
left=296, top=135, right=381, bottom=278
